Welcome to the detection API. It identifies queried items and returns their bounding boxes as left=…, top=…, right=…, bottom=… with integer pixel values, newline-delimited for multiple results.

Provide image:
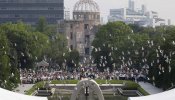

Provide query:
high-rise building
left=141, top=4, right=147, bottom=14
left=129, top=0, right=135, bottom=11
left=108, top=0, right=166, bottom=27
left=0, top=0, right=64, bottom=25
left=168, top=19, right=171, bottom=26
left=64, top=8, right=70, bottom=20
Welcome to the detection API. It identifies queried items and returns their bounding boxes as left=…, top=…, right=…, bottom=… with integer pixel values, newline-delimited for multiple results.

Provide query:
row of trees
left=92, top=21, right=175, bottom=90
left=0, top=18, right=80, bottom=90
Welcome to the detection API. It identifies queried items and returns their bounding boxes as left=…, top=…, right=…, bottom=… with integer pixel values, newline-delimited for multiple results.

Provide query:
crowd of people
left=20, top=67, right=148, bottom=84
left=20, top=66, right=148, bottom=84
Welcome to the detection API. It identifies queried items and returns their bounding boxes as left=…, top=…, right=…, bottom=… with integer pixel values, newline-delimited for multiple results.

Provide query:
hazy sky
left=65, top=0, right=175, bottom=24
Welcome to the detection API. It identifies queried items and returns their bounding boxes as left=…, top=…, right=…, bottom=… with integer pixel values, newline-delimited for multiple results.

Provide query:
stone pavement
left=138, top=82, right=163, bottom=94
left=14, top=84, right=34, bottom=94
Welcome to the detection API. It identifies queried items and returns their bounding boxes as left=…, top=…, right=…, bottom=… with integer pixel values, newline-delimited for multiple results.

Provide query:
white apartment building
left=108, top=0, right=166, bottom=27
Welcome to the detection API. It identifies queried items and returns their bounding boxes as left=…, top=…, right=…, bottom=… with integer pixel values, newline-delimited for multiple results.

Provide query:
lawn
left=25, top=81, right=45, bottom=95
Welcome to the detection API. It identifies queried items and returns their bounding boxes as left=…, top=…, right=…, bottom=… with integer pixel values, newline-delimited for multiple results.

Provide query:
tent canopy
left=37, top=60, right=49, bottom=67
left=128, top=89, right=175, bottom=100
left=0, top=88, right=48, bottom=100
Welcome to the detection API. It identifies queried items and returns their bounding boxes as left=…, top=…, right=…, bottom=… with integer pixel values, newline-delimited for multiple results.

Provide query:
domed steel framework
left=73, top=0, right=100, bottom=12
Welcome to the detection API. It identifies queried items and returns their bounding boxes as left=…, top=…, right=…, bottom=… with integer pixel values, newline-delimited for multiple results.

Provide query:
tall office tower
left=141, top=4, right=147, bottom=14
left=129, top=0, right=135, bottom=11
left=0, top=0, right=64, bottom=25
left=168, top=19, right=171, bottom=26
left=64, top=8, right=70, bottom=20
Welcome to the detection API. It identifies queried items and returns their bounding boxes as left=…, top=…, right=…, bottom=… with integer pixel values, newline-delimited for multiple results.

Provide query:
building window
left=48, top=7, right=54, bottom=10
left=70, top=32, right=73, bottom=40
left=74, top=15, right=77, bottom=20
left=1, top=7, right=7, bottom=10
left=55, top=14, right=59, bottom=17
left=85, top=48, right=90, bottom=55
left=70, top=24, right=73, bottom=29
left=97, top=15, right=100, bottom=19
left=84, top=15, right=88, bottom=20
left=85, top=35, right=90, bottom=43
left=70, top=45, right=73, bottom=50
left=14, top=14, right=20, bottom=18
left=84, top=24, right=89, bottom=29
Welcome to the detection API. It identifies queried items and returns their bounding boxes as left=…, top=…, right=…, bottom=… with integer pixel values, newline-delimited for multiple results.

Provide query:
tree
left=92, top=21, right=132, bottom=72
left=1, top=22, right=49, bottom=68
left=66, top=50, right=80, bottom=72
left=36, top=17, right=47, bottom=33
left=0, top=21, right=69, bottom=90
left=128, top=24, right=144, bottom=33
left=0, top=31, right=10, bottom=87
left=45, top=33, right=68, bottom=68
left=0, top=30, right=19, bottom=90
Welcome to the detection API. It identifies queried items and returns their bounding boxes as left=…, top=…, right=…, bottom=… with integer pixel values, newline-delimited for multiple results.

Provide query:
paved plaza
left=14, top=84, right=34, bottom=94
left=138, top=82, right=163, bottom=94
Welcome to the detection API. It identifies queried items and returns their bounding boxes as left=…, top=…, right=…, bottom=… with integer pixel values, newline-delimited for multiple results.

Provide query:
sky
left=65, top=0, right=175, bottom=25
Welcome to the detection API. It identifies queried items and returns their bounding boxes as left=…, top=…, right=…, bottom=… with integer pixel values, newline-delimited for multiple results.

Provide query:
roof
left=73, top=0, right=100, bottom=12
left=37, top=60, right=49, bottom=67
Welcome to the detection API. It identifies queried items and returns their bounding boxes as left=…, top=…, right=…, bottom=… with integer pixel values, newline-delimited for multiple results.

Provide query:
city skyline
left=65, top=0, right=175, bottom=25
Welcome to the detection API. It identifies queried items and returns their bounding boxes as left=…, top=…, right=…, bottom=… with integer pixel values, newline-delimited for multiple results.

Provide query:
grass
left=25, top=81, right=45, bottom=95
left=51, top=80, right=79, bottom=84
left=123, top=81, right=140, bottom=90
left=137, top=86, right=149, bottom=96
left=50, top=79, right=138, bottom=86
left=96, top=79, right=124, bottom=84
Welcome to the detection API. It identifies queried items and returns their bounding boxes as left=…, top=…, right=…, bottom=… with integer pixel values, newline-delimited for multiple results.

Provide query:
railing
left=117, top=88, right=143, bottom=96
left=136, top=91, right=143, bottom=96
left=31, top=90, right=37, bottom=96
left=117, top=88, right=123, bottom=95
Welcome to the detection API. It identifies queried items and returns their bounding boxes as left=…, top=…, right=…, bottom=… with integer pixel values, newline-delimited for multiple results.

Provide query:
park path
left=138, top=82, right=163, bottom=94
left=14, top=84, right=34, bottom=94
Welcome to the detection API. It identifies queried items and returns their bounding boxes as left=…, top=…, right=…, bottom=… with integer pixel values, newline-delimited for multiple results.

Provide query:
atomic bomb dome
left=73, top=0, right=100, bottom=12
left=58, top=0, right=101, bottom=59
left=73, top=0, right=100, bottom=21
